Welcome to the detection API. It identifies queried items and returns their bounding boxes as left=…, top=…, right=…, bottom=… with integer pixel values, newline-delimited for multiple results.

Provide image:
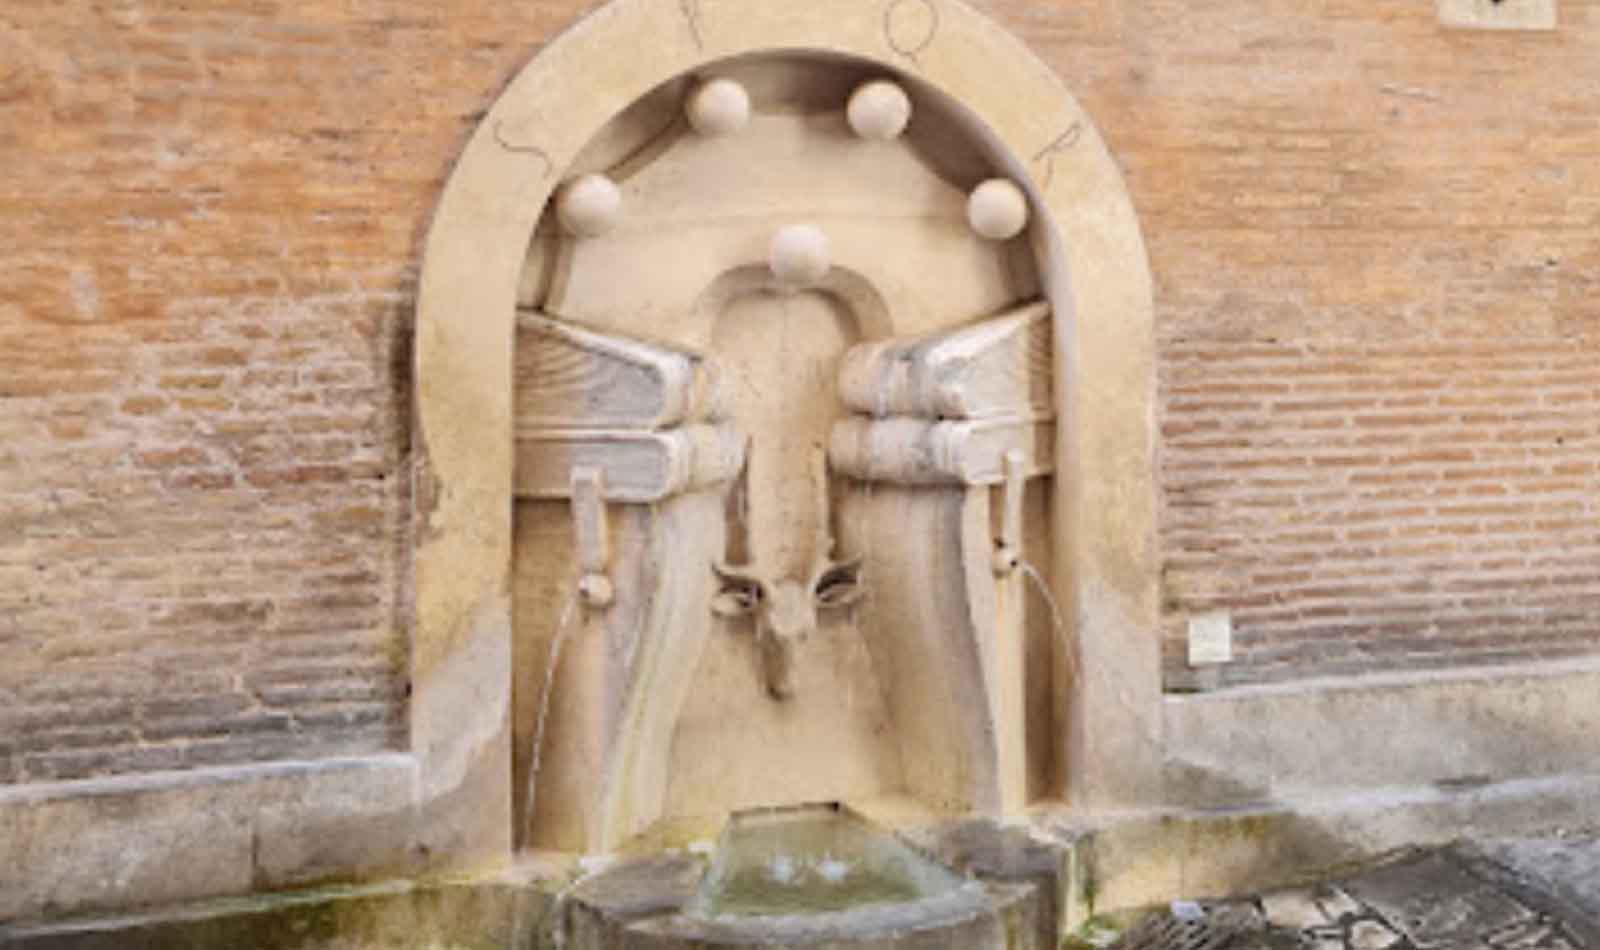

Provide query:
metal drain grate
left=1112, top=904, right=1274, bottom=950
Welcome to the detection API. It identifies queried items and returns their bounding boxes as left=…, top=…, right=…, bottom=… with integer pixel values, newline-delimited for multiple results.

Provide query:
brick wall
left=1, top=0, right=1597, bottom=783
left=0, top=288, right=415, bottom=782
left=0, top=0, right=581, bottom=783
left=1114, top=2, right=1600, bottom=686
left=1161, top=339, right=1600, bottom=685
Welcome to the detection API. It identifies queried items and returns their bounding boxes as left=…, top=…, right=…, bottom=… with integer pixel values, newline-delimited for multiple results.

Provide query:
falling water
left=1016, top=559, right=1074, bottom=681
left=1017, top=557, right=1149, bottom=724
left=525, top=581, right=583, bottom=838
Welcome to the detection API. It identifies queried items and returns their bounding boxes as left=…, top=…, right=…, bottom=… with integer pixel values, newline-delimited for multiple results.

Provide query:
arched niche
left=411, top=0, right=1160, bottom=862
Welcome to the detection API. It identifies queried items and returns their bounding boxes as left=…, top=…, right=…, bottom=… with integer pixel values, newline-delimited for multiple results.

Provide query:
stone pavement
left=1109, top=833, right=1600, bottom=950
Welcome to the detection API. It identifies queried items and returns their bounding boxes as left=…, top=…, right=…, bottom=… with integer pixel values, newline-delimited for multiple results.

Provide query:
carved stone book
left=515, top=310, right=724, bottom=431
left=828, top=415, right=1054, bottom=486
left=514, top=424, right=745, bottom=503
left=836, top=299, right=1052, bottom=420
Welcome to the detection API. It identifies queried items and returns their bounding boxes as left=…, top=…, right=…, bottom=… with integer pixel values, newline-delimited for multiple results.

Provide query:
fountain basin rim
left=616, top=880, right=1030, bottom=945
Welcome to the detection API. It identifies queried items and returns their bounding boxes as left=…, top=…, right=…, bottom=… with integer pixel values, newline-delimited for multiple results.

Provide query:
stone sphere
left=847, top=80, right=912, bottom=141
left=966, top=178, right=1030, bottom=241
left=769, top=225, right=831, bottom=288
left=556, top=174, right=621, bottom=237
left=686, top=78, right=751, bottom=136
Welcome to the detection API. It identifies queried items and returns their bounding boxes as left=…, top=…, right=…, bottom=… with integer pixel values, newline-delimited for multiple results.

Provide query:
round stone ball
left=556, top=174, right=622, bottom=238
left=847, top=79, right=912, bottom=141
left=966, top=178, right=1030, bottom=241
left=686, top=78, right=751, bottom=136
left=769, top=225, right=831, bottom=288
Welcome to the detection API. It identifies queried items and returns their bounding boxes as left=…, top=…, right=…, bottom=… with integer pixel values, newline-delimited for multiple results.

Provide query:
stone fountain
left=0, top=1, right=1166, bottom=945
left=504, top=46, right=1075, bottom=950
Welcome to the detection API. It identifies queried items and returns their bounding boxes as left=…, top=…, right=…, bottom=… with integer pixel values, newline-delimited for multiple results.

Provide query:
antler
left=713, top=442, right=768, bottom=616
left=807, top=449, right=864, bottom=601
left=810, top=449, right=832, bottom=571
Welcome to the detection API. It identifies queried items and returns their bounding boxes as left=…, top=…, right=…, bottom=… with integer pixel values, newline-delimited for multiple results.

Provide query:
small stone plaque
left=1187, top=611, right=1233, bottom=667
left=1438, top=0, right=1556, bottom=31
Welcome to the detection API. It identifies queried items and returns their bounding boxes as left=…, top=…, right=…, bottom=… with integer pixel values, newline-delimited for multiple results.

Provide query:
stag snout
left=712, top=558, right=863, bottom=699
left=713, top=449, right=863, bottom=699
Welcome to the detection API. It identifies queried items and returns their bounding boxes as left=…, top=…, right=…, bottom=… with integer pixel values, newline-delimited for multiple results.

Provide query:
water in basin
left=686, top=803, right=966, bottom=918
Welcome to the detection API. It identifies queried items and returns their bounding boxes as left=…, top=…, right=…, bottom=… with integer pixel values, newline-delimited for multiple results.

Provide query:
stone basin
left=567, top=805, right=1049, bottom=950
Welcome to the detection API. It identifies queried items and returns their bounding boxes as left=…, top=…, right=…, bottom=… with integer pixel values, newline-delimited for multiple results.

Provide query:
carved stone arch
left=412, top=0, right=1159, bottom=861
left=692, top=266, right=896, bottom=344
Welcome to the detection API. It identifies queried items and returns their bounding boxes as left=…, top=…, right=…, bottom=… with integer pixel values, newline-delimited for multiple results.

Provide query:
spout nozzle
left=579, top=573, right=615, bottom=608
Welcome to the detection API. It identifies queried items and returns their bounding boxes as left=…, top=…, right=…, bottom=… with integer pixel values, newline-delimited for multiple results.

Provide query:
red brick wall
left=1161, top=339, right=1600, bottom=685
left=0, top=289, right=414, bottom=782
left=2, top=0, right=1597, bottom=783
left=0, top=0, right=575, bottom=782
left=1118, top=2, right=1600, bottom=686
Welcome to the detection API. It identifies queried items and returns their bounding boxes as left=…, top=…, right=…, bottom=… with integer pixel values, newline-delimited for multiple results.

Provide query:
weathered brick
left=119, top=394, right=170, bottom=415
left=132, top=446, right=210, bottom=468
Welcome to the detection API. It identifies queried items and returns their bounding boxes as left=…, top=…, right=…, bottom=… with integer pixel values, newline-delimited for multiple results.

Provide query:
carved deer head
left=712, top=452, right=864, bottom=700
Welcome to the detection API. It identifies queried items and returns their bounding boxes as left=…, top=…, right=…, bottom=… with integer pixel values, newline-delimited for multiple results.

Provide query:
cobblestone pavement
left=1111, top=834, right=1600, bottom=950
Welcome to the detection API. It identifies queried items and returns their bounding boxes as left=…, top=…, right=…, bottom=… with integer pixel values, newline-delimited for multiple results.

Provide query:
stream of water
left=524, top=582, right=583, bottom=837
